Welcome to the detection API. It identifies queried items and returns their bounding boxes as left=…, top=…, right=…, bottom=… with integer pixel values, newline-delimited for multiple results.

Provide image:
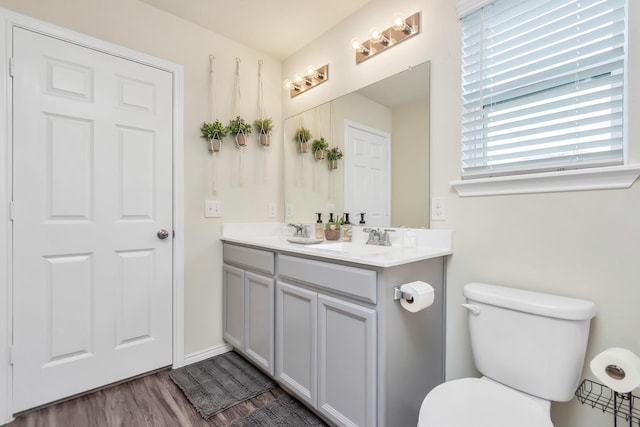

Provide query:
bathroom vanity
left=221, top=223, right=452, bottom=427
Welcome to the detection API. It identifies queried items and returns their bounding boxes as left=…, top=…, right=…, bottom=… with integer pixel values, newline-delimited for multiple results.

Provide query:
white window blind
left=461, top=0, right=626, bottom=179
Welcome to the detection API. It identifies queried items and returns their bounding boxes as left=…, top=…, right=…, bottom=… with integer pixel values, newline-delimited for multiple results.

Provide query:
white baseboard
left=181, top=344, right=233, bottom=366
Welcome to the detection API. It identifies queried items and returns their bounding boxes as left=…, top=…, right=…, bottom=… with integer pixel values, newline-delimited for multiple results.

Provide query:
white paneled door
left=11, top=28, right=174, bottom=412
left=344, top=122, right=390, bottom=227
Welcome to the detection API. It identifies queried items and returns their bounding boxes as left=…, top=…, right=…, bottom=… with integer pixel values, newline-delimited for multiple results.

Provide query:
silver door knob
left=157, top=229, right=170, bottom=240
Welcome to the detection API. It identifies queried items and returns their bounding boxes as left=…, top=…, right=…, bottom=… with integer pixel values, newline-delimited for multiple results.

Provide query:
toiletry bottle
left=342, top=213, right=352, bottom=242
left=315, top=213, right=324, bottom=239
left=359, top=213, right=366, bottom=225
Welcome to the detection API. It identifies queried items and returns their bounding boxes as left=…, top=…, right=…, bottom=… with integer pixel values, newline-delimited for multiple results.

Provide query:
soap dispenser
left=315, top=213, right=324, bottom=239
left=342, top=213, right=352, bottom=242
left=359, top=213, right=366, bottom=225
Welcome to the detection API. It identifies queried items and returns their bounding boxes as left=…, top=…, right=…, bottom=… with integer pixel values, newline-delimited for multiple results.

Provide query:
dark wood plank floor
left=6, top=369, right=287, bottom=427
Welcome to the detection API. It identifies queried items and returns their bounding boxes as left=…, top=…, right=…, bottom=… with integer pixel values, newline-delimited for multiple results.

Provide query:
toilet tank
left=463, top=282, right=597, bottom=402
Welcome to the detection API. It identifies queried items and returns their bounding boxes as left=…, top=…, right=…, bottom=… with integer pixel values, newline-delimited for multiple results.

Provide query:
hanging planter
left=326, top=146, right=343, bottom=170
left=312, top=137, right=328, bottom=160
left=228, top=116, right=252, bottom=147
left=294, top=127, right=312, bottom=153
left=200, top=120, right=228, bottom=153
left=254, top=118, right=273, bottom=146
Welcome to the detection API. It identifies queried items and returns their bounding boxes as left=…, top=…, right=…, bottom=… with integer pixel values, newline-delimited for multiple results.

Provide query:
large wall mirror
left=284, top=61, right=430, bottom=228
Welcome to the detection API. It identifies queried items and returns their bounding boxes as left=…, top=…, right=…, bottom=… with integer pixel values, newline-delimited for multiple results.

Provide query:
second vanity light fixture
left=283, top=64, right=329, bottom=98
left=351, top=12, right=421, bottom=64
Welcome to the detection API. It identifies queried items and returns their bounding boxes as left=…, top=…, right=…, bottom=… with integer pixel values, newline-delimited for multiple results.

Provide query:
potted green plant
left=324, top=215, right=342, bottom=240
left=311, top=137, right=329, bottom=160
left=326, top=146, right=344, bottom=170
left=228, top=116, right=252, bottom=147
left=253, top=118, right=273, bottom=146
left=200, top=120, right=228, bottom=152
left=294, top=127, right=312, bottom=153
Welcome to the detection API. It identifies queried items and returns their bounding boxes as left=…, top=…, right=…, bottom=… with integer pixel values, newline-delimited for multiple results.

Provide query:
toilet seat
left=418, top=378, right=554, bottom=427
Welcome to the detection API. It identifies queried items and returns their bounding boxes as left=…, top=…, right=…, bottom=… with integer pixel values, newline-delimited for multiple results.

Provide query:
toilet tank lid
left=463, top=282, right=597, bottom=320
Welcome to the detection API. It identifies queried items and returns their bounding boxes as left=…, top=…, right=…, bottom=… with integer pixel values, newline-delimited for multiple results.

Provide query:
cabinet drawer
left=278, top=255, right=376, bottom=303
left=223, top=243, right=275, bottom=275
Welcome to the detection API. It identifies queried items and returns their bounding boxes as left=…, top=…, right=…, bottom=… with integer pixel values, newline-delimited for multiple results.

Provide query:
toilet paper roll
left=400, top=281, right=435, bottom=313
left=590, top=347, right=640, bottom=393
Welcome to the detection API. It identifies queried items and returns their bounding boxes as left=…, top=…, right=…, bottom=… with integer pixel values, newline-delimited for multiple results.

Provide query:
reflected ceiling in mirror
left=283, top=61, right=430, bottom=228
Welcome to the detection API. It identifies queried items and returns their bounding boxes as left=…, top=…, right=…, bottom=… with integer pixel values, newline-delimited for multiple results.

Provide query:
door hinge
left=8, top=346, right=14, bottom=365
left=9, top=57, right=14, bottom=78
left=9, top=201, right=14, bottom=221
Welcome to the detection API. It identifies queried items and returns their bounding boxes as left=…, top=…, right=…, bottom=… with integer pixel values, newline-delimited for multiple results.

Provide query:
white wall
left=284, top=1, right=640, bottom=426
left=0, top=0, right=283, bottom=357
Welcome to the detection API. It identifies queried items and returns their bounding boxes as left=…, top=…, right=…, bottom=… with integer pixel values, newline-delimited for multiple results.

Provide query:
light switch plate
left=205, top=200, right=222, bottom=218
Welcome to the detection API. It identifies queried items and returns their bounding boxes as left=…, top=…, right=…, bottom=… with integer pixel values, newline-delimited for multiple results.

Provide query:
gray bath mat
left=169, top=351, right=276, bottom=419
left=229, top=394, right=327, bottom=426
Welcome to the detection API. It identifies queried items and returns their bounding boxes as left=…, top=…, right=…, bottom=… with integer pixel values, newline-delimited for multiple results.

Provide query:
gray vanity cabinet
left=222, top=242, right=446, bottom=427
left=277, top=254, right=377, bottom=427
left=222, top=243, right=275, bottom=375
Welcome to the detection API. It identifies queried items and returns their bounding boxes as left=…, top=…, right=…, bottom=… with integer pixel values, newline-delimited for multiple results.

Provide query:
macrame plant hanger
left=328, top=100, right=336, bottom=201
left=208, top=54, right=218, bottom=194
left=232, top=57, right=245, bottom=186
left=257, top=59, right=269, bottom=183
left=313, top=105, right=325, bottom=193
left=298, top=113, right=307, bottom=186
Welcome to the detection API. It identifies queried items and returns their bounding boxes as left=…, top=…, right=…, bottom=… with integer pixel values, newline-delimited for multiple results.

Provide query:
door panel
left=276, top=281, right=317, bottom=407
left=12, top=27, right=173, bottom=412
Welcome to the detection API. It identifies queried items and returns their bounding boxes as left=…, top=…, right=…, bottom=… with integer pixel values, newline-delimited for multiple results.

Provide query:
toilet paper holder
left=393, top=286, right=414, bottom=303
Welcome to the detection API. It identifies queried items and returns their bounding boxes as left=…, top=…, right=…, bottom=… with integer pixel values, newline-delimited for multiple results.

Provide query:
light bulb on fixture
left=306, top=65, right=318, bottom=77
left=392, top=13, right=413, bottom=35
left=350, top=37, right=370, bottom=55
left=282, top=79, right=300, bottom=91
left=370, top=27, right=390, bottom=46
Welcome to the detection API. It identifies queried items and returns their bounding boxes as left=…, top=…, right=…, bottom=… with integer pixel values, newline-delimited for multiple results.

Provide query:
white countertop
left=221, top=223, right=453, bottom=268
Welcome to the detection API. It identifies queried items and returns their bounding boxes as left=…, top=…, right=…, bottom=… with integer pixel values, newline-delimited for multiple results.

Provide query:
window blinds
left=461, top=0, right=626, bottom=178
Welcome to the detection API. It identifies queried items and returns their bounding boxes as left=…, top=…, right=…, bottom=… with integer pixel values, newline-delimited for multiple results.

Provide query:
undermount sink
left=312, top=242, right=397, bottom=255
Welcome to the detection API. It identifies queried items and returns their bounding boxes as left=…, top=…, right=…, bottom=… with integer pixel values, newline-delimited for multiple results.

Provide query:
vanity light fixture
left=352, top=12, right=420, bottom=64
left=283, top=64, right=329, bottom=98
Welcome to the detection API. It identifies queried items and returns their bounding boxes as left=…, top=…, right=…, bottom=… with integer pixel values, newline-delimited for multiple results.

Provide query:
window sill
left=450, top=165, right=640, bottom=197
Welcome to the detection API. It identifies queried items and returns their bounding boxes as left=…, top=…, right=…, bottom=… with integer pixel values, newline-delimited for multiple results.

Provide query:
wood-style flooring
left=6, top=369, right=287, bottom=427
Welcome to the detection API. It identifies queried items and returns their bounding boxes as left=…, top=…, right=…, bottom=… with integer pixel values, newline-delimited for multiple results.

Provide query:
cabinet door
left=245, top=272, right=274, bottom=375
left=276, top=281, right=317, bottom=408
left=222, top=264, right=244, bottom=349
left=318, top=294, right=377, bottom=427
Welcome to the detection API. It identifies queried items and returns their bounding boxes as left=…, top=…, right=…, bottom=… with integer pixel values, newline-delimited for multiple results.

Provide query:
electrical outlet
left=431, top=197, right=447, bottom=221
left=286, top=203, right=294, bottom=218
left=205, top=200, right=222, bottom=218
left=268, top=202, right=277, bottom=218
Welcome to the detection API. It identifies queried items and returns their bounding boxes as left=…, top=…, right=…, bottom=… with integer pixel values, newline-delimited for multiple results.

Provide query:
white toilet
left=418, top=282, right=597, bottom=427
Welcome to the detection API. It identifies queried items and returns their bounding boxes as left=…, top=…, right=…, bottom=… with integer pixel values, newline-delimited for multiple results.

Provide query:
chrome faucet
left=363, top=228, right=395, bottom=246
left=288, top=223, right=308, bottom=238
left=363, top=228, right=381, bottom=245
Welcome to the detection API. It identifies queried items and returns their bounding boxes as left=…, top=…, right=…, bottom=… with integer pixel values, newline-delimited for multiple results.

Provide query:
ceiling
left=139, top=0, right=373, bottom=59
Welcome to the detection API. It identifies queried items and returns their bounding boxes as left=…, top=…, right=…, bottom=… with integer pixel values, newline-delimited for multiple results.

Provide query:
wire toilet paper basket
left=575, top=379, right=639, bottom=426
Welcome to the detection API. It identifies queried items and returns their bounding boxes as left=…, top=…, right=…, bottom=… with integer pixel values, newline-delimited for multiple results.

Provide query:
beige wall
left=391, top=99, right=430, bottom=228
left=0, top=0, right=283, bottom=356
left=284, top=1, right=640, bottom=426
